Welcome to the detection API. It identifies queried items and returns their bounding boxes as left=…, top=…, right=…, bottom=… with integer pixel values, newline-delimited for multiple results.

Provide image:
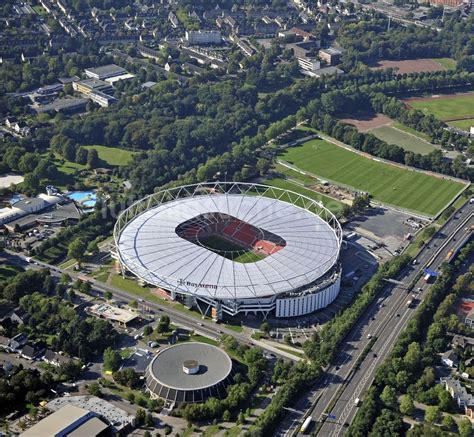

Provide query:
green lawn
left=0, top=265, right=23, bottom=282
left=278, top=139, right=465, bottom=216
left=392, top=122, right=431, bottom=142
left=232, top=251, right=266, bottom=263
left=432, top=58, right=457, bottom=70
left=32, top=5, right=48, bottom=15
left=448, top=118, right=474, bottom=131
left=263, top=176, right=345, bottom=215
left=83, top=145, right=136, bottom=167
left=369, top=125, right=437, bottom=155
left=408, top=94, right=474, bottom=120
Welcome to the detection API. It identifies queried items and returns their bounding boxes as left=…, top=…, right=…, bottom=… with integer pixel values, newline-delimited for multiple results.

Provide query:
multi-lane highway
left=277, top=202, right=474, bottom=436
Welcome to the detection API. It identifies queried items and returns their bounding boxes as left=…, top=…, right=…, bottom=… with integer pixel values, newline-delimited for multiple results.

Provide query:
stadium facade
left=114, top=182, right=342, bottom=319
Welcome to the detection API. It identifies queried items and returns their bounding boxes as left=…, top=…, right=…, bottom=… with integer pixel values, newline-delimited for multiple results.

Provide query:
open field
left=263, top=176, right=345, bottom=214
left=392, top=122, right=431, bottom=142
left=278, top=138, right=466, bottom=216
left=404, top=93, right=474, bottom=121
left=83, top=145, right=136, bottom=166
left=369, top=125, right=437, bottom=155
left=371, top=58, right=456, bottom=74
left=339, top=113, right=437, bottom=155
left=448, top=118, right=474, bottom=131
left=340, top=112, right=392, bottom=132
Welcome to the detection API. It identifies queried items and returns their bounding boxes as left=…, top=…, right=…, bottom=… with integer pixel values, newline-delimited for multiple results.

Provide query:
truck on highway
left=300, top=416, right=312, bottom=433
left=424, top=273, right=432, bottom=283
left=354, top=398, right=361, bottom=407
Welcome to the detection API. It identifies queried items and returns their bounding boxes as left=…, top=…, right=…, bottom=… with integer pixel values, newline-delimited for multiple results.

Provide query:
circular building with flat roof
left=145, top=342, right=234, bottom=404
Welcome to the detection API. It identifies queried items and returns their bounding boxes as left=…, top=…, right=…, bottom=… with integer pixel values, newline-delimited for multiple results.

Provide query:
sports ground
left=369, top=125, right=436, bottom=155
left=340, top=112, right=437, bottom=155
left=371, top=58, right=456, bottom=74
left=405, top=93, right=474, bottom=121
left=277, top=138, right=466, bottom=216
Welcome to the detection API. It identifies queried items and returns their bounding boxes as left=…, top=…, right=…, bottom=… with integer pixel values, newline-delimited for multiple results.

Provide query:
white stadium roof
left=115, top=183, right=341, bottom=300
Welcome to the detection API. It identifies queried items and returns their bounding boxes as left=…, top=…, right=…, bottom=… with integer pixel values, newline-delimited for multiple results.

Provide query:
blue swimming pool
left=66, top=191, right=97, bottom=208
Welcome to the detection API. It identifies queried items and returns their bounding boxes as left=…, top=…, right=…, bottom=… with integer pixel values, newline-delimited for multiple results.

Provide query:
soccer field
left=369, top=125, right=436, bottom=155
left=278, top=139, right=465, bottom=216
left=407, top=94, right=474, bottom=120
left=448, top=118, right=474, bottom=131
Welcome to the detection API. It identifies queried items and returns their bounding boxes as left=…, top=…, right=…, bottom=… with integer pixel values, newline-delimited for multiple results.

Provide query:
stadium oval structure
left=145, top=342, right=234, bottom=404
left=114, top=182, right=342, bottom=318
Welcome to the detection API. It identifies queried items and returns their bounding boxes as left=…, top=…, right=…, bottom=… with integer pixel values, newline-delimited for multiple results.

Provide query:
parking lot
left=345, top=207, right=427, bottom=255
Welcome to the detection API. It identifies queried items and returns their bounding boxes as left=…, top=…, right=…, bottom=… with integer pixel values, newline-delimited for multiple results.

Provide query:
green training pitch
left=431, top=58, right=456, bottom=70
left=83, top=145, right=136, bottom=166
left=278, top=138, right=465, bottom=216
left=369, top=125, right=436, bottom=155
left=408, top=94, right=474, bottom=121
left=198, top=235, right=265, bottom=263
left=448, top=118, right=474, bottom=131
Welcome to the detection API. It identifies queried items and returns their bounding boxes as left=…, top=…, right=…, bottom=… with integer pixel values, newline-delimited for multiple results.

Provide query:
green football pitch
left=407, top=94, right=474, bottom=121
left=199, top=235, right=265, bottom=263
left=278, top=138, right=465, bottom=216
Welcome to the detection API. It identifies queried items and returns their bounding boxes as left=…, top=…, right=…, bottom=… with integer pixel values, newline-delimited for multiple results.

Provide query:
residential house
left=20, top=342, right=46, bottom=360
left=8, top=333, right=28, bottom=352
left=442, top=377, right=474, bottom=415
left=441, top=349, right=459, bottom=368
left=43, top=349, right=75, bottom=367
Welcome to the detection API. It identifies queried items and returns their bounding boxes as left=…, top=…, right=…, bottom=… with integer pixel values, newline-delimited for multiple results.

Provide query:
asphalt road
left=2, top=249, right=296, bottom=361
left=277, top=202, right=474, bottom=436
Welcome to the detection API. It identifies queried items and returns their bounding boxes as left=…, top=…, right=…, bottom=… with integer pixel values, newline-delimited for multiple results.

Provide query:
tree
left=222, top=410, right=231, bottom=422
left=369, top=409, right=402, bottom=436
left=260, top=322, right=270, bottom=334
left=380, top=385, right=397, bottom=409
left=459, top=418, right=473, bottom=437
left=75, top=147, right=88, bottom=165
left=442, top=414, right=455, bottom=430
left=104, top=291, right=112, bottom=300
left=126, top=392, right=135, bottom=403
left=399, top=394, right=414, bottom=416
left=144, top=432, right=151, bottom=437
left=87, top=148, right=99, bottom=169
left=238, top=412, right=246, bottom=424
left=135, top=408, right=146, bottom=426
left=144, top=412, right=154, bottom=427
left=425, top=406, right=441, bottom=424
left=143, top=325, right=153, bottom=336
left=87, top=382, right=102, bottom=397
left=103, top=347, right=121, bottom=372
left=67, top=238, right=86, bottom=264
left=156, top=315, right=170, bottom=333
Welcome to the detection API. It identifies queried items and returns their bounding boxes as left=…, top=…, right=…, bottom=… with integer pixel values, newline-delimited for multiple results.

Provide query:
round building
left=114, top=182, right=342, bottom=319
left=145, top=342, right=234, bottom=404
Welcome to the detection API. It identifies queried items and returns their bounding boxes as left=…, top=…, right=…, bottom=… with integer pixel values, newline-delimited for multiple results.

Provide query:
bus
left=300, top=417, right=312, bottom=433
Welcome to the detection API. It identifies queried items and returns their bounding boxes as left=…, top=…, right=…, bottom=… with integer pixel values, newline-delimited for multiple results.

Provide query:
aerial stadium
left=113, top=182, right=342, bottom=319
left=145, top=342, right=234, bottom=404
